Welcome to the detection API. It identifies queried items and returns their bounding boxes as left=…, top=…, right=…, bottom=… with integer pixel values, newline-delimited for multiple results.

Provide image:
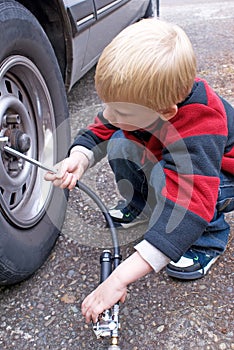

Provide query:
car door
left=94, top=0, right=128, bottom=17
left=64, top=0, right=97, bottom=86
left=82, top=0, right=150, bottom=68
left=67, top=0, right=151, bottom=87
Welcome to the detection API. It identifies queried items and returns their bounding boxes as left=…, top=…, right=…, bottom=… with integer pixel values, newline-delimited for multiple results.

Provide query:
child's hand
left=81, top=251, right=153, bottom=323
left=81, top=273, right=127, bottom=323
left=44, top=151, right=89, bottom=190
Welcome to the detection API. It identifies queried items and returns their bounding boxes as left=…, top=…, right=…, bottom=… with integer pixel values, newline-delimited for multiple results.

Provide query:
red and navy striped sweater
left=71, top=78, right=234, bottom=261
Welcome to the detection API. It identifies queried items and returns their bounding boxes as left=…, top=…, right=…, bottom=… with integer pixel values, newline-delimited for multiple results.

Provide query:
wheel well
left=15, top=0, right=72, bottom=85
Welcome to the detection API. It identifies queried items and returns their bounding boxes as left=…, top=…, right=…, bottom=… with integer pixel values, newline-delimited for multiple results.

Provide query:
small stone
left=199, top=284, right=207, bottom=290
left=157, top=325, right=165, bottom=333
left=37, top=303, right=45, bottom=310
left=70, top=306, right=79, bottom=313
left=67, top=269, right=75, bottom=278
left=45, top=316, right=56, bottom=327
left=60, top=293, right=76, bottom=304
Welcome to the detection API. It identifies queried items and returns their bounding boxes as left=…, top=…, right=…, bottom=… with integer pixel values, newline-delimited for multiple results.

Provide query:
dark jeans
left=107, top=130, right=234, bottom=257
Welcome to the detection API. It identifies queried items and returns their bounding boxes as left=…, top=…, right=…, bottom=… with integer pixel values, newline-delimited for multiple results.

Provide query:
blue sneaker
left=166, top=249, right=219, bottom=280
left=108, top=200, right=149, bottom=229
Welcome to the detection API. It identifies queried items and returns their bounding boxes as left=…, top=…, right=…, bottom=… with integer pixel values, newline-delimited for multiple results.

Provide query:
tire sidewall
left=0, top=1, right=70, bottom=284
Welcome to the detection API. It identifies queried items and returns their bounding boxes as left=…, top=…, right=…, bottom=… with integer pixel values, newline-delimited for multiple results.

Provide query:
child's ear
left=161, top=105, right=178, bottom=120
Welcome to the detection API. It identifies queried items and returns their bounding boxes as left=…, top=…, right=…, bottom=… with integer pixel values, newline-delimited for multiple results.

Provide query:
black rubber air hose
left=75, top=181, right=121, bottom=269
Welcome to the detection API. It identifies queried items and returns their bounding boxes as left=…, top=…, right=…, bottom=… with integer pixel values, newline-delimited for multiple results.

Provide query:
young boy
left=45, top=19, right=234, bottom=324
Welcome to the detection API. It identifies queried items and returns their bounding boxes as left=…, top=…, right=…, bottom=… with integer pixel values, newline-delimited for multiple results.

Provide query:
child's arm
left=81, top=251, right=152, bottom=323
left=81, top=246, right=170, bottom=323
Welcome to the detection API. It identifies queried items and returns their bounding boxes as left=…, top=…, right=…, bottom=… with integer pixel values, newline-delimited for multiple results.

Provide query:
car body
left=0, top=0, right=154, bottom=285
left=20, top=0, right=154, bottom=90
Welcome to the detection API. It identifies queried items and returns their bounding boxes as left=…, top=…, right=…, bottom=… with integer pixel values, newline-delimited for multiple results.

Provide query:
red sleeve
left=88, top=113, right=118, bottom=141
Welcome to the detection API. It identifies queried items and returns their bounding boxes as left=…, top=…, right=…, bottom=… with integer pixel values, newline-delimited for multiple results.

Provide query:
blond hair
left=95, top=19, right=197, bottom=112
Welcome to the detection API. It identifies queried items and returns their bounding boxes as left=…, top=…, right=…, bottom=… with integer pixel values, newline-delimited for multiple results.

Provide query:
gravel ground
left=0, top=1, right=234, bottom=349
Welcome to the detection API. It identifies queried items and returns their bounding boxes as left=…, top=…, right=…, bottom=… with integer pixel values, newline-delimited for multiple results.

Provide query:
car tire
left=0, top=0, right=70, bottom=285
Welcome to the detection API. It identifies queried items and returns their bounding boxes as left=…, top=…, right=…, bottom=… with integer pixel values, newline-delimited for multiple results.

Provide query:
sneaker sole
left=110, top=218, right=148, bottom=229
left=119, top=218, right=148, bottom=229
left=166, top=256, right=219, bottom=280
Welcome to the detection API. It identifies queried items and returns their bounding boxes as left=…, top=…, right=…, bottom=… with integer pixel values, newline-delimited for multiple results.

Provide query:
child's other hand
left=81, top=273, right=127, bottom=323
left=81, top=251, right=153, bottom=323
left=44, top=151, right=89, bottom=190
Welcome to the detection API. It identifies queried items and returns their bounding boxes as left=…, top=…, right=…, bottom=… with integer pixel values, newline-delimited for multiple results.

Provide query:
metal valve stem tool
left=0, top=136, right=57, bottom=174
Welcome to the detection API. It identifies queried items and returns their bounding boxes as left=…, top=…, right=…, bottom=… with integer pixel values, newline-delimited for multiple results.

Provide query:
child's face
left=103, top=102, right=161, bottom=131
